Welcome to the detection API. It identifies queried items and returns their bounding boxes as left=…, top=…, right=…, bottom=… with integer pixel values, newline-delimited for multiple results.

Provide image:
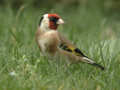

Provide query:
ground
left=0, top=7, right=120, bottom=90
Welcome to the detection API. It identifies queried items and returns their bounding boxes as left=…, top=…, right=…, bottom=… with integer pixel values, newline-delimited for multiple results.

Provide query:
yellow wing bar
left=59, top=43, right=87, bottom=57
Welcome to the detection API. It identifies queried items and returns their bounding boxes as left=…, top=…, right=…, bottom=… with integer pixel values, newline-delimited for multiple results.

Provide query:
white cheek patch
left=40, top=14, right=50, bottom=31
left=43, top=14, right=49, bottom=26
left=43, top=14, right=49, bottom=24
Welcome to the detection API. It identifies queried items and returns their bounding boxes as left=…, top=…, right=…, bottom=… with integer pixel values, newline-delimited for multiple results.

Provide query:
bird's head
left=39, top=14, right=64, bottom=31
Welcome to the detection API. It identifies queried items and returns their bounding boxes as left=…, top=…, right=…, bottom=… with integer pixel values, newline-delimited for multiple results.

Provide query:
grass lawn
left=0, top=7, right=120, bottom=90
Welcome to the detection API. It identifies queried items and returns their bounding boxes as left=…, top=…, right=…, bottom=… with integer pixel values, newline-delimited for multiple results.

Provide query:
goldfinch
left=35, top=13, right=104, bottom=70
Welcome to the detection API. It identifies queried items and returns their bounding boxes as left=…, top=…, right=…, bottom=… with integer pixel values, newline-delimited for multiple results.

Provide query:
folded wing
left=58, top=32, right=105, bottom=70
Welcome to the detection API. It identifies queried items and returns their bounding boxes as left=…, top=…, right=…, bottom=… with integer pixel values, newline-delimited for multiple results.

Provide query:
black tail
left=82, top=57, right=105, bottom=70
left=91, top=63, right=105, bottom=70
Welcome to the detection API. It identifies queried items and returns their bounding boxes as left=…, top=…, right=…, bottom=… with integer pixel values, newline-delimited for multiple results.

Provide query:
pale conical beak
left=57, top=18, right=64, bottom=24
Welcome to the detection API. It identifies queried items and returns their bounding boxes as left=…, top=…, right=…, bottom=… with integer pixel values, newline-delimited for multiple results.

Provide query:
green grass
left=0, top=6, right=120, bottom=90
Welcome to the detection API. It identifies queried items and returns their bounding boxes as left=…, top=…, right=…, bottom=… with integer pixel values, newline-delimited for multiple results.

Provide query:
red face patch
left=48, top=14, right=60, bottom=30
left=48, top=14, right=60, bottom=19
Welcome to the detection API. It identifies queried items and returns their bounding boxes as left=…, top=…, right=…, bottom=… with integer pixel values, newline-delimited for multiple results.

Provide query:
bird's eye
left=49, top=17, right=58, bottom=22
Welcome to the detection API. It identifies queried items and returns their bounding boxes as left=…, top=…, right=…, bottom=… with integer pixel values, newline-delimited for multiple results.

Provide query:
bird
left=35, top=13, right=105, bottom=70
